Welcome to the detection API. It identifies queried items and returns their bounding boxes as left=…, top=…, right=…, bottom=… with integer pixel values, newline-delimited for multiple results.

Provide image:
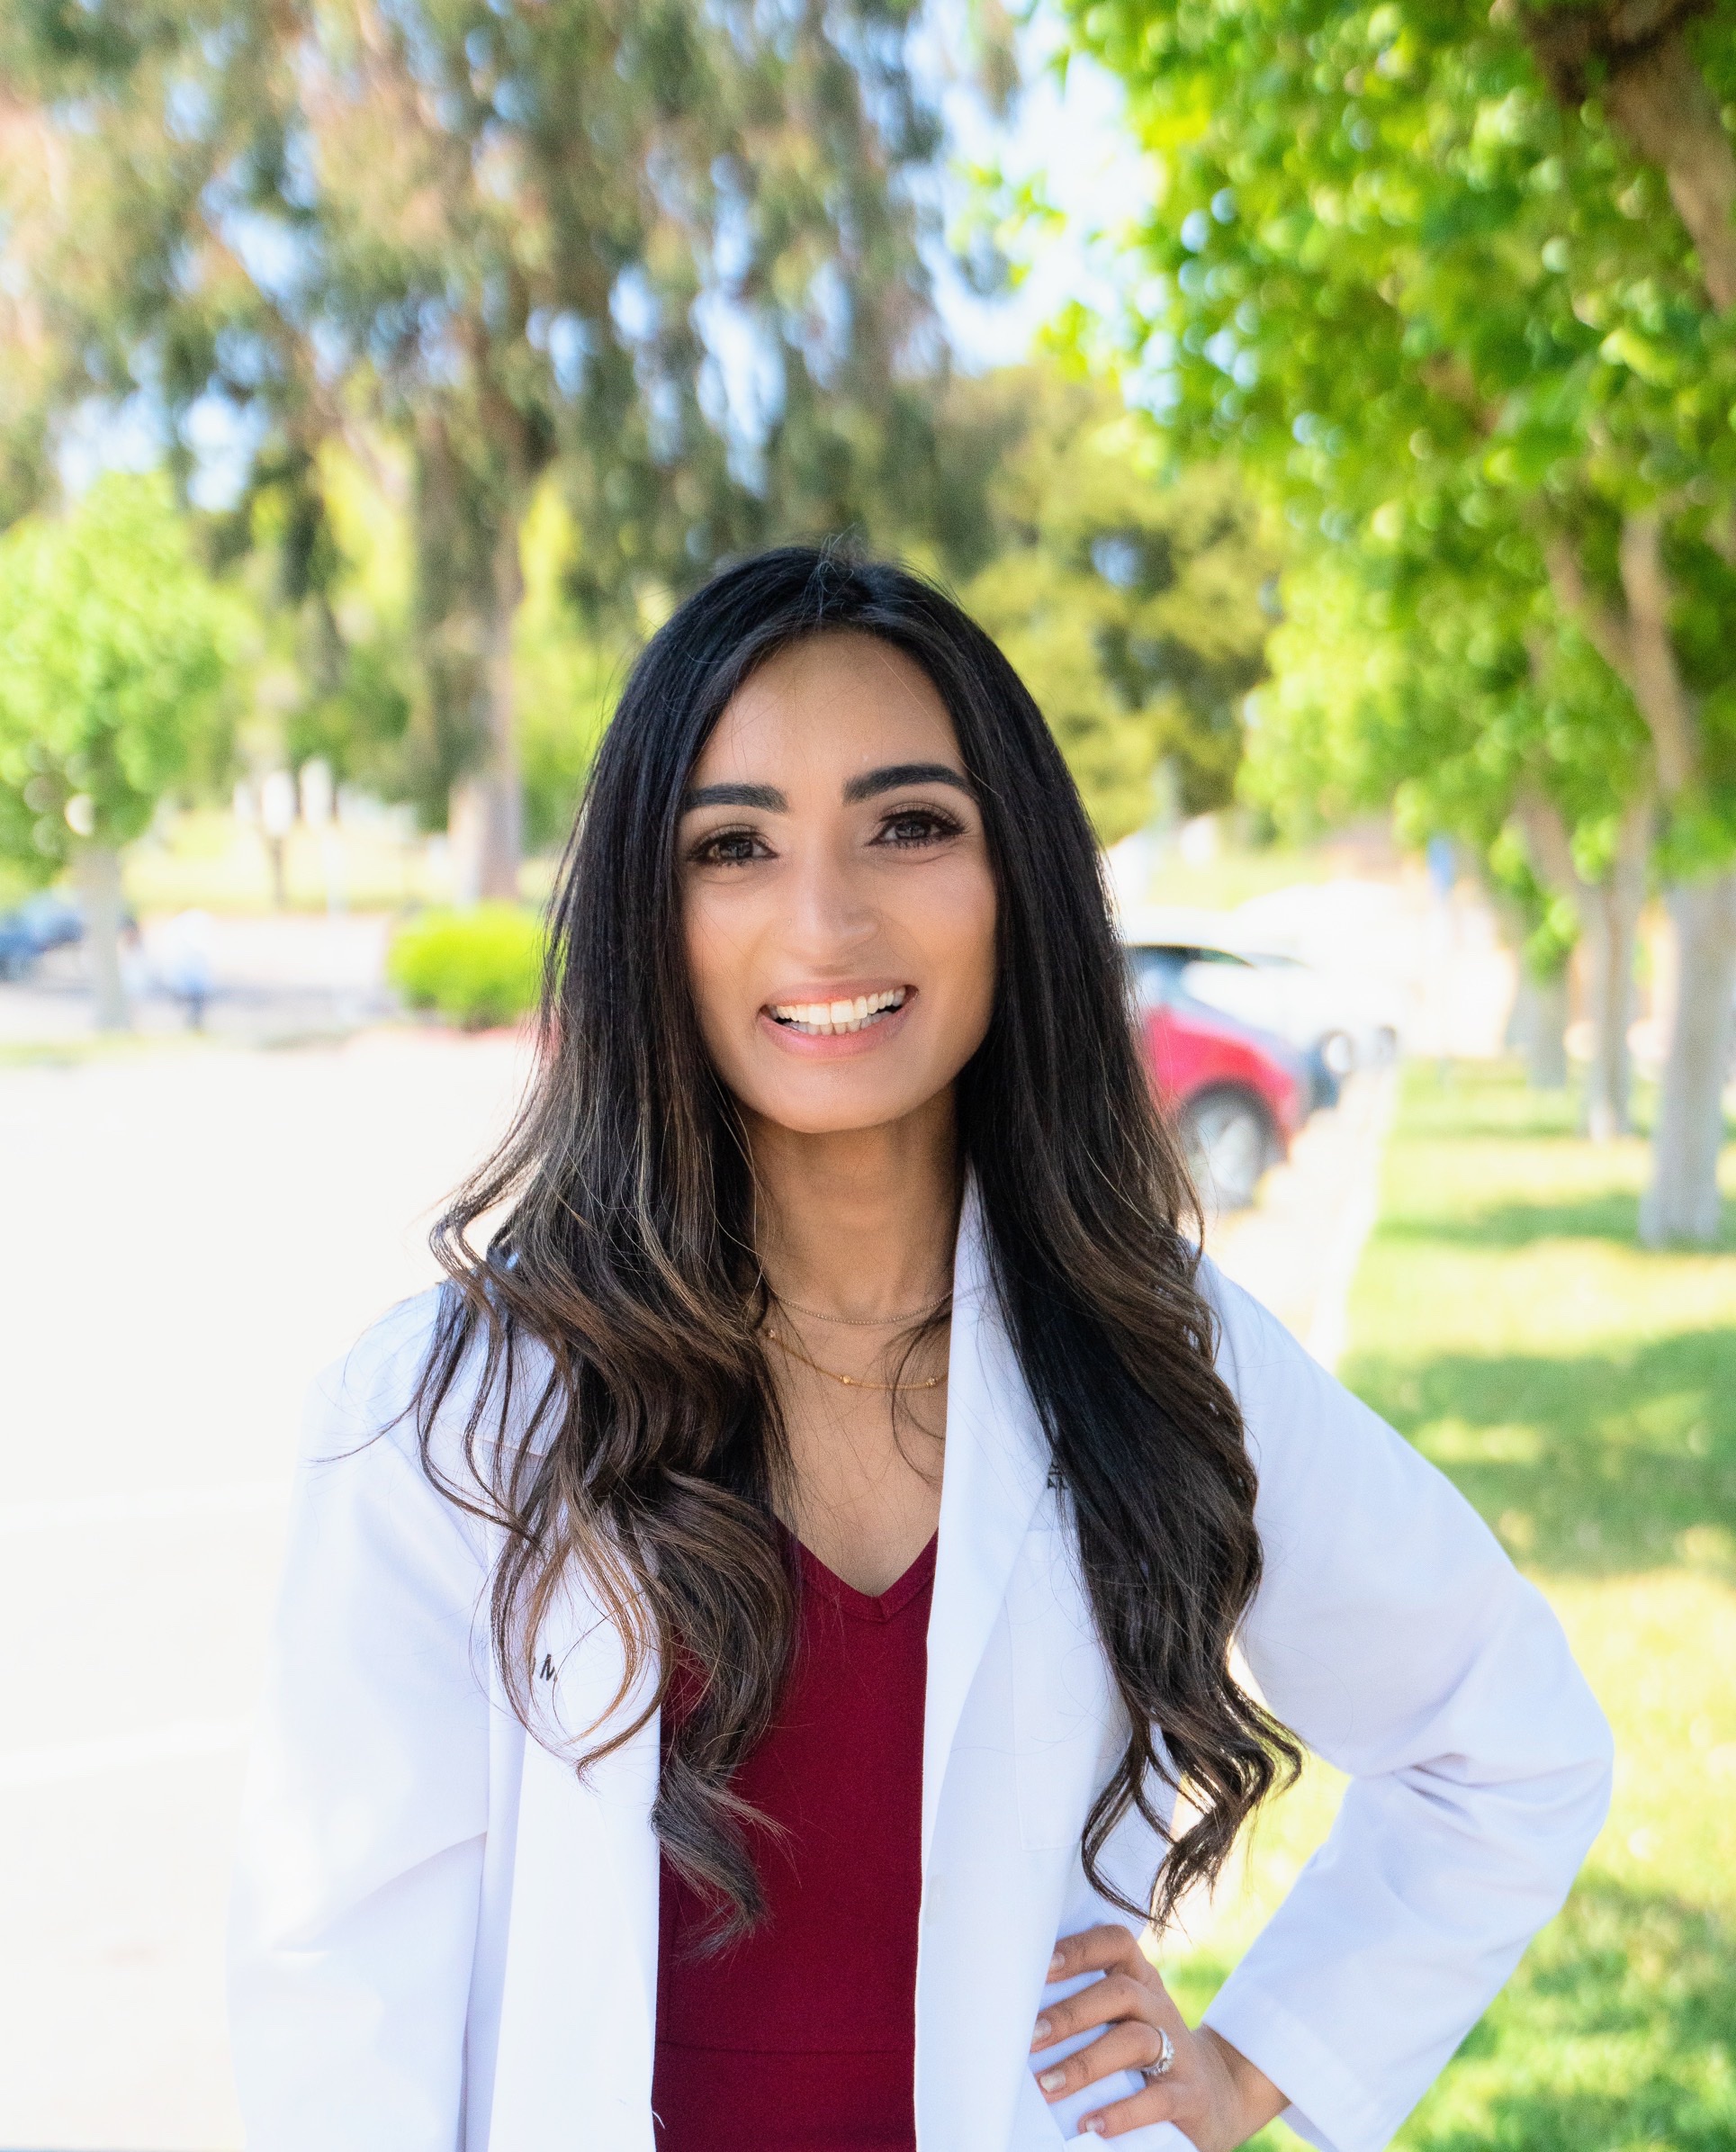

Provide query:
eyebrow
left=842, top=761, right=974, bottom=805
left=680, top=782, right=787, bottom=811
left=680, top=762, right=974, bottom=813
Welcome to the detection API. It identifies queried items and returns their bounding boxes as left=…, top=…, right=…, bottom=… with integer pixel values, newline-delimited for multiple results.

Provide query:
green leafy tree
left=255, top=447, right=620, bottom=851
left=1486, top=826, right=1579, bottom=1088
left=511, top=484, right=628, bottom=851
left=943, top=366, right=1276, bottom=841
left=1245, top=540, right=1649, bottom=1131
left=1067, top=0, right=1736, bottom=1237
left=232, top=443, right=417, bottom=816
left=0, top=473, right=233, bottom=1026
left=2, top=0, right=964, bottom=900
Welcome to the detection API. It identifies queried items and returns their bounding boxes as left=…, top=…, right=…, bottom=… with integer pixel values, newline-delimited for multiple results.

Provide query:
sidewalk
left=1208, top=1067, right=1397, bottom=1370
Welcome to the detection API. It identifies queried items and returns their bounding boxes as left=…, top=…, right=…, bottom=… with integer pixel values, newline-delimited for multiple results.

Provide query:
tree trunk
left=76, top=841, right=129, bottom=1032
left=1605, top=31, right=1736, bottom=313
left=1580, top=820, right=1648, bottom=1139
left=1641, top=870, right=1736, bottom=1243
left=1518, top=790, right=1650, bottom=1136
left=1581, top=892, right=1633, bottom=1139
left=1525, top=10, right=1736, bottom=311
left=450, top=511, right=525, bottom=906
left=1510, top=968, right=1570, bottom=1089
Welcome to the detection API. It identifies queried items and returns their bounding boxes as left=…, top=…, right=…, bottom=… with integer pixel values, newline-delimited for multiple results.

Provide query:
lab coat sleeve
left=1196, top=1264, right=1612, bottom=2152
left=229, top=1292, right=493, bottom=2152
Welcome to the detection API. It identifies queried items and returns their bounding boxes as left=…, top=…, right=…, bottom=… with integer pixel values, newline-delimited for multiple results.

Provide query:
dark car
left=0, top=892, right=84, bottom=981
left=1127, top=943, right=1310, bottom=1210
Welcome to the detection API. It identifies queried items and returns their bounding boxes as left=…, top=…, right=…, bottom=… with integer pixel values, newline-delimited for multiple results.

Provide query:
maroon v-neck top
left=652, top=1529, right=938, bottom=2151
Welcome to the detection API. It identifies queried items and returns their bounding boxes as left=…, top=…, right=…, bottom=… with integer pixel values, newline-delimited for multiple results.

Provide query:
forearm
left=1199, top=2027, right=1287, bottom=2151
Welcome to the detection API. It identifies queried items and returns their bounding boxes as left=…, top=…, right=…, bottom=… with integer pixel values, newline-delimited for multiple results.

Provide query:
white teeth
left=769, top=986, right=907, bottom=1035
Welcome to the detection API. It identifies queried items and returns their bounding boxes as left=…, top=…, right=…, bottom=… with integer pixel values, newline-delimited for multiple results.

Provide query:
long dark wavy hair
left=413, top=543, right=1299, bottom=1942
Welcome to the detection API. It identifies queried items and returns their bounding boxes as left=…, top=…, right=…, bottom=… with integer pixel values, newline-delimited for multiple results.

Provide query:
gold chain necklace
left=770, top=1289, right=951, bottom=1329
left=763, top=1323, right=947, bottom=1392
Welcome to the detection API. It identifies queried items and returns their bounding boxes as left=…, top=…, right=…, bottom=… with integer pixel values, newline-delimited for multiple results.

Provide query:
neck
left=747, top=1090, right=961, bottom=1322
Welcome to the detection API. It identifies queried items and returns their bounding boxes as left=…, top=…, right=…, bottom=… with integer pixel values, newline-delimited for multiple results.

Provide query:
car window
left=1126, top=942, right=1257, bottom=1008
left=1126, top=947, right=1188, bottom=1007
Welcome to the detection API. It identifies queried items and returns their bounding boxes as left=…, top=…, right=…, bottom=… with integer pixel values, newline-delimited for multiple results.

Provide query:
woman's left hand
left=1031, top=1925, right=1286, bottom=2147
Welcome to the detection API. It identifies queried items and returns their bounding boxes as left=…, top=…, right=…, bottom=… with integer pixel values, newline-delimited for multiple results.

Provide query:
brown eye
left=691, top=826, right=769, bottom=867
left=876, top=806, right=964, bottom=849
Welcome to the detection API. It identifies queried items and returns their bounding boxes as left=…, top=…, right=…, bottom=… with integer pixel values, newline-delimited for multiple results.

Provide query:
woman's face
left=679, top=630, right=998, bottom=1139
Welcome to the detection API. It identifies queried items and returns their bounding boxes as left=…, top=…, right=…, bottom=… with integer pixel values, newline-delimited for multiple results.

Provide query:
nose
left=781, top=833, right=877, bottom=959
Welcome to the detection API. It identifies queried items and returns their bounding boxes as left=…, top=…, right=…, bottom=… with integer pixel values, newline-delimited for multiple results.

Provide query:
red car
left=1128, top=945, right=1308, bottom=1210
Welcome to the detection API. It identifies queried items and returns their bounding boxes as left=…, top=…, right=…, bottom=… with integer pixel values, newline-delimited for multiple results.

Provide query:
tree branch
left=1524, top=3, right=1736, bottom=311
left=1606, top=32, right=1736, bottom=311
left=1516, top=788, right=1585, bottom=896
left=1616, top=509, right=1700, bottom=793
left=1419, top=355, right=1499, bottom=434
left=1543, top=533, right=1633, bottom=680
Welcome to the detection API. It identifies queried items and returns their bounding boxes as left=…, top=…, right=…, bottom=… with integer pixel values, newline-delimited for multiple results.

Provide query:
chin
left=755, top=1096, right=922, bottom=1138
left=742, top=1071, right=938, bottom=1138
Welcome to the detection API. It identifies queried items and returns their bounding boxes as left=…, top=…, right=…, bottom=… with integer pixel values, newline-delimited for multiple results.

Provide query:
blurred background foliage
left=1063, top=0, right=1736, bottom=1232
left=0, top=0, right=1273, bottom=868
left=947, top=365, right=1277, bottom=839
left=387, top=900, right=545, bottom=1030
left=0, top=0, right=1733, bottom=1233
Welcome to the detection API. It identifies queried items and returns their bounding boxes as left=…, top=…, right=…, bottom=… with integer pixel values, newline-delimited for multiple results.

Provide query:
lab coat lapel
left=919, top=1190, right=1078, bottom=2152
left=922, top=1184, right=1053, bottom=1859
left=487, top=1567, right=661, bottom=2152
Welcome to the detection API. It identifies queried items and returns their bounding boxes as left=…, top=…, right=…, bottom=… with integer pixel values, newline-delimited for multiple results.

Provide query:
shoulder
left=1192, top=1253, right=1337, bottom=1492
left=1192, top=1251, right=1419, bottom=1501
left=302, top=1283, right=558, bottom=1533
left=1193, top=1254, right=1304, bottom=1397
left=307, top=1284, right=448, bottom=1437
left=1192, top=1252, right=1513, bottom=1598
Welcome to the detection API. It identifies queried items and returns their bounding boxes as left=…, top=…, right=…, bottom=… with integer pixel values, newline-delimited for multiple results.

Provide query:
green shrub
left=388, top=905, right=545, bottom=1031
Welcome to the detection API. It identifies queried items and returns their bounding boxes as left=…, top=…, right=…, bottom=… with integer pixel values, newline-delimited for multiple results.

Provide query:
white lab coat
left=229, top=1199, right=1611, bottom=2152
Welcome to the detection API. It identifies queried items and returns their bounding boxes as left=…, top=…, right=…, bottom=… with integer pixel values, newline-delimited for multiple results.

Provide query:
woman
left=229, top=547, right=1610, bottom=2152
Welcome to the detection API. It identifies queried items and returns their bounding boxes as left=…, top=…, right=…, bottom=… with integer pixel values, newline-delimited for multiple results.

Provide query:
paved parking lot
left=0, top=1024, right=1390, bottom=2148
left=0, top=1029, right=531, bottom=2148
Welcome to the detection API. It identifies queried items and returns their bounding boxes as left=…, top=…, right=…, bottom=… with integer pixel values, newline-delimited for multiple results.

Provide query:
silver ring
left=1141, top=2027, right=1175, bottom=2083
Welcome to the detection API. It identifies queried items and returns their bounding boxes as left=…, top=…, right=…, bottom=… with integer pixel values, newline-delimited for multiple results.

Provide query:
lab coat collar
left=922, top=1178, right=1053, bottom=1859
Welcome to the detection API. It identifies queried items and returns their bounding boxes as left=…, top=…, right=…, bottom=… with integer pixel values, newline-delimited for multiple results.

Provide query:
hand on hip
left=1030, top=1924, right=1284, bottom=2147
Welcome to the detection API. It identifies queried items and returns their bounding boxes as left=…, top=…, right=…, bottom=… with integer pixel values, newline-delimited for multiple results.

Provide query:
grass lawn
left=1166, top=1063, right=1736, bottom=2151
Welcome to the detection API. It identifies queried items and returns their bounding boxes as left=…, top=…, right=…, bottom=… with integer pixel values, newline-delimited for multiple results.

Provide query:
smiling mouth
left=767, top=986, right=909, bottom=1038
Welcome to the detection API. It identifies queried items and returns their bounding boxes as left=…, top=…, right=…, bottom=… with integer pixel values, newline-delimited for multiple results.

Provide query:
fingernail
left=1048, top=1949, right=1065, bottom=1974
left=1083, top=2120, right=1107, bottom=2137
left=1031, top=2016, right=1052, bottom=2045
left=1039, top=2068, right=1067, bottom=2093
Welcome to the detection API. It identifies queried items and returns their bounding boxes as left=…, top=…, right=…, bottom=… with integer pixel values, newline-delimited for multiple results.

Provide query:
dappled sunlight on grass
left=1351, top=1328, right=1735, bottom=1576
left=1345, top=1066, right=1735, bottom=1583
left=1165, top=1062, right=1736, bottom=2151
left=1401, top=1877, right=1736, bottom=2152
